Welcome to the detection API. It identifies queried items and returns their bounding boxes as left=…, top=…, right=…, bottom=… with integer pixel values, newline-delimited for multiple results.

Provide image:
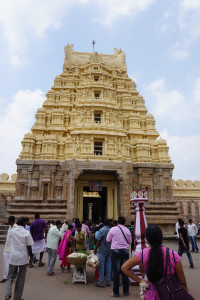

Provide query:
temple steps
left=7, top=208, right=67, bottom=214
left=8, top=203, right=67, bottom=208
left=131, top=210, right=179, bottom=215
left=145, top=205, right=178, bottom=210
left=130, top=200, right=180, bottom=233
left=13, top=199, right=67, bottom=203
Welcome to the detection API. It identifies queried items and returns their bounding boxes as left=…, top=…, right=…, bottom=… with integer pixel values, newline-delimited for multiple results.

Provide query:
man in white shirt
left=0, top=216, right=17, bottom=283
left=46, top=220, right=63, bottom=275
left=61, top=220, right=69, bottom=233
left=5, top=217, right=33, bottom=300
left=175, top=218, right=183, bottom=238
left=188, top=219, right=199, bottom=253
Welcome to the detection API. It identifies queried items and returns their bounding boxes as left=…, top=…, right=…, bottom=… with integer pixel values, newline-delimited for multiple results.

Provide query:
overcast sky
left=0, top=0, right=200, bottom=181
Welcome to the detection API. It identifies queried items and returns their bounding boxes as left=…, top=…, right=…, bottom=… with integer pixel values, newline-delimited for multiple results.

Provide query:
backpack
left=154, top=248, right=195, bottom=300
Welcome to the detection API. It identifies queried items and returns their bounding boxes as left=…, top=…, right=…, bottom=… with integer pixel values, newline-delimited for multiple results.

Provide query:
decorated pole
left=130, top=190, right=149, bottom=253
left=129, top=190, right=149, bottom=283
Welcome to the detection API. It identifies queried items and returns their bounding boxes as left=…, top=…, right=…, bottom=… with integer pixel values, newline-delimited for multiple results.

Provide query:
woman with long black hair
left=121, top=225, right=189, bottom=299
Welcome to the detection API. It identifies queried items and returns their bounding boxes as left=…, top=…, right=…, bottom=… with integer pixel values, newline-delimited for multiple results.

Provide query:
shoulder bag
left=154, top=248, right=195, bottom=300
left=117, top=225, right=128, bottom=243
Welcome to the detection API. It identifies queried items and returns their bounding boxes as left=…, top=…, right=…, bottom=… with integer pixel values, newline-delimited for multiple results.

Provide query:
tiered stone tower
left=7, top=44, right=179, bottom=233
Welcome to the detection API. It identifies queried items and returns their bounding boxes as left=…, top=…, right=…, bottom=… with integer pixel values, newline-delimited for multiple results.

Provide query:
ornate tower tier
left=19, top=44, right=170, bottom=164
left=8, top=44, right=178, bottom=233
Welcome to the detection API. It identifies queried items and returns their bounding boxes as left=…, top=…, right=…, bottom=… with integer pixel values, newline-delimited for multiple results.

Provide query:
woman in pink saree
left=57, top=224, right=73, bottom=272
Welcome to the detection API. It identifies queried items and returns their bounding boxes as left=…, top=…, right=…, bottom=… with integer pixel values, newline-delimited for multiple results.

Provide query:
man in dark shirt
left=178, top=219, right=194, bottom=268
left=94, top=219, right=111, bottom=288
left=29, top=213, right=47, bottom=267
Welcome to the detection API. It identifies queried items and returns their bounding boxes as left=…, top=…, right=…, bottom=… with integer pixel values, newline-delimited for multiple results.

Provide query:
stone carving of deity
left=117, top=138, right=122, bottom=154
left=79, top=109, right=85, bottom=122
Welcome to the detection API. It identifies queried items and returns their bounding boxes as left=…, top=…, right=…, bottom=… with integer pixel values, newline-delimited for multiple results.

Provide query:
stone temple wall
left=0, top=175, right=200, bottom=229
left=1, top=172, right=200, bottom=231
left=173, top=179, right=200, bottom=225
left=0, top=173, right=16, bottom=221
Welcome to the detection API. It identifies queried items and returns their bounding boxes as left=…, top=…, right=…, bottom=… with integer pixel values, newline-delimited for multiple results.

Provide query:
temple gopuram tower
left=8, top=44, right=179, bottom=233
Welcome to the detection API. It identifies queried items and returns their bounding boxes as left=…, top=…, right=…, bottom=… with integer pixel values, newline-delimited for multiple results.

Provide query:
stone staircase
left=130, top=201, right=180, bottom=234
left=0, top=224, right=9, bottom=244
left=6, top=199, right=68, bottom=222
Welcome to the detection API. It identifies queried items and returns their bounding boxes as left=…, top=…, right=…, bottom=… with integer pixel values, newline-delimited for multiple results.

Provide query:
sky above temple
left=0, top=0, right=200, bottom=180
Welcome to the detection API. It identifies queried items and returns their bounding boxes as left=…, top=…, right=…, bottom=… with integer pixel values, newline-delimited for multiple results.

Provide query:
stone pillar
left=88, top=203, right=93, bottom=220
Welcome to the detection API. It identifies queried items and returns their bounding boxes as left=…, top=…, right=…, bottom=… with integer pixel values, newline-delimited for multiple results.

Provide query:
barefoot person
left=5, top=217, right=33, bottom=300
left=0, top=216, right=17, bottom=283
left=29, top=213, right=48, bottom=267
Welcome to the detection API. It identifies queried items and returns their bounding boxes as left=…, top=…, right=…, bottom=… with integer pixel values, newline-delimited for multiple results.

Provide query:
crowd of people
left=0, top=214, right=198, bottom=299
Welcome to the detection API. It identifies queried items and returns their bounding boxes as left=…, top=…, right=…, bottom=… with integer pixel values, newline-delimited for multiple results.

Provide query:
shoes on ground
left=95, top=283, right=105, bottom=287
left=38, top=262, right=45, bottom=267
left=47, top=272, right=55, bottom=276
left=189, top=265, right=194, bottom=269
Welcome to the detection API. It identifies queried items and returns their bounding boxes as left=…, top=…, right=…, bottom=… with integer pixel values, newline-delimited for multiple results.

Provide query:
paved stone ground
left=0, top=241, right=199, bottom=300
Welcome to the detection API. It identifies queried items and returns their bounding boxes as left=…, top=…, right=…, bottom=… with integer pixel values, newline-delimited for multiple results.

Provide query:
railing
left=0, top=225, right=9, bottom=244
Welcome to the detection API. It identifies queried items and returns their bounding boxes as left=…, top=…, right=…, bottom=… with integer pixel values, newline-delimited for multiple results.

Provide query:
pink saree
left=57, top=230, right=72, bottom=260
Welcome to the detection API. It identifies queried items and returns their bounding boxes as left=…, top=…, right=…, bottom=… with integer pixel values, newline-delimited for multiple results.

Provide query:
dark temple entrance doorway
left=75, top=171, right=118, bottom=221
left=83, top=186, right=107, bottom=221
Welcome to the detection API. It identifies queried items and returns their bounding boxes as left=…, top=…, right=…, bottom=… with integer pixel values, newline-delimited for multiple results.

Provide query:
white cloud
left=144, top=78, right=200, bottom=180
left=161, top=1, right=200, bottom=59
left=94, top=0, right=156, bottom=27
left=170, top=43, right=189, bottom=60
left=0, top=0, right=156, bottom=66
left=0, top=0, right=76, bottom=66
left=160, top=129, right=200, bottom=180
left=178, top=0, right=200, bottom=38
left=145, top=78, right=200, bottom=123
left=0, top=89, right=45, bottom=175
left=193, top=78, right=200, bottom=104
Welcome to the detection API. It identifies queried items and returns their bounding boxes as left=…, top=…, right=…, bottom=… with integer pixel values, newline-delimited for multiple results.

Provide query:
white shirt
left=188, top=223, right=198, bottom=236
left=10, top=225, right=33, bottom=266
left=175, top=222, right=180, bottom=238
left=175, top=222, right=185, bottom=238
left=4, top=224, right=18, bottom=253
left=47, top=225, right=63, bottom=250
left=61, top=223, right=69, bottom=233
